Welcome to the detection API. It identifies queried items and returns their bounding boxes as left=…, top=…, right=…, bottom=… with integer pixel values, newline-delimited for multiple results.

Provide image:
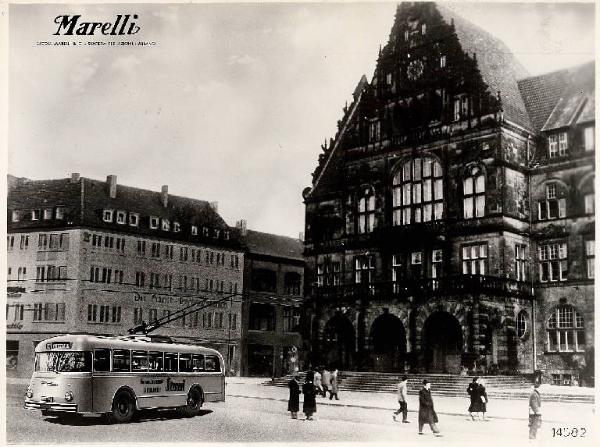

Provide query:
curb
left=226, top=393, right=569, bottom=424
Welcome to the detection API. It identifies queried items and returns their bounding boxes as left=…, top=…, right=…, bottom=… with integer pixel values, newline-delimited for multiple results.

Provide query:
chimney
left=70, top=173, right=80, bottom=183
left=106, top=175, right=117, bottom=199
left=236, top=219, right=247, bottom=236
left=209, top=201, right=218, bottom=213
left=161, top=185, right=168, bottom=207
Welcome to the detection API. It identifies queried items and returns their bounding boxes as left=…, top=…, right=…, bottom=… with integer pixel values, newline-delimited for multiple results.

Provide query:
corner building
left=303, top=2, right=594, bottom=384
left=7, top=174, right=244, bottom=377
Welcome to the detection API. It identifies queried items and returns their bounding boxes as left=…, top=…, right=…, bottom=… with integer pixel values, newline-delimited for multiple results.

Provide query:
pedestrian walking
left=313, top=369, right=323, bottom=397
left=288, top=374, right=301, bottom=419
left=302, top=372, right=317, bottom=420
left=528, top=382, right=542, bottom=440
left=479, top=379, right=489, bottom=421
left=418, top=380, right=442, bottom=436
left=321, top=368, right=331, bottom=397
left=393, top=375, right=410, bottom=423
left=329, top=368, right=340, bottom=400
left=467, top=377, right=485, bottom=420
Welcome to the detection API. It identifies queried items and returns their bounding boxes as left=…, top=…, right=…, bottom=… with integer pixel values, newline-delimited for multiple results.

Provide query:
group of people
left=287, top=367, right=340, bottom=420
left=289, top=370, right=544, bottom=440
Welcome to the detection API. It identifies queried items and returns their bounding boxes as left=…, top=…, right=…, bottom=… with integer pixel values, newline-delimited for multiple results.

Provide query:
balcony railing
left=311, top=274, right=533, bottom=302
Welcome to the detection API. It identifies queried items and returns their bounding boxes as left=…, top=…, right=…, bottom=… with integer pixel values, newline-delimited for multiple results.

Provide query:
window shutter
left=558, top=198, right=566, bottom=218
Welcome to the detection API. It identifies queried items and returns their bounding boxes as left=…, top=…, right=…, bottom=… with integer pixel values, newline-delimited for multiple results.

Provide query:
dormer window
left=173, top=222, right=181, bottom=232
left=368, top=120, right=381, bottom=142
left=548, top=132, right=568, bottom=158
left=213, top=229, right=220, bottom=239
left=191, top=225, right=198, bottom=236
left=161, top=219, right=170, bottom=231
left=453, top=95, right=469, bottom=121
left=11, top=210, right=20, bottom=222
left=538, top=183, right=566, bottom=220
left=386, top=73, right=393, bottom=85
left=440, top=55, right=446, bottom=68
left=55, top=207, right=65, bottom=220
left=421, top=23, right=427, bottom=34
left=43, top=208, right=53, bottom=220
left=149, top=216, right=159, bottom=229
left=129, top=213, right=139, bottom=227
left=31, top=210, right=40, bottom=221
left=103, top=209, right=114, bottom=223
left=223, top=230, right=230, bottom=240
left=116, top=210, right=126, bottom=224
left=202, top=227, right=209, bottom=237
left=584, top=126, right=594, bottom=151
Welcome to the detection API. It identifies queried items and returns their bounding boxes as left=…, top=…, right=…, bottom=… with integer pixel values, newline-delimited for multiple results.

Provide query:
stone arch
left=368, top=311, right=407, bottom=372
left=414, top=300, right=469, bottom=352
left=389, top=152, right=443, bottom=180
left=321, top=312, right=356, bottom=370
left=577, top=171, right=594, bottom=191
left=421, top=311, right=464, bottom=373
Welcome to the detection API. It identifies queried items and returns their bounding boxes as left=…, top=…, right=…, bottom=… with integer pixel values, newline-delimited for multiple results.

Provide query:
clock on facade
left=407, top=59, right=424, bottom=81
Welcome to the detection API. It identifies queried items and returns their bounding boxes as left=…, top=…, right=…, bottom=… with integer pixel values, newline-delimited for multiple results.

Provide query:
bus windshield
left=35, top=351, right=92, bottom=372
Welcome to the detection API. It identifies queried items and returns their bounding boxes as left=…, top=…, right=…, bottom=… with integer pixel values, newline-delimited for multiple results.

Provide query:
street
left=6, top=380, right=596, bottom=445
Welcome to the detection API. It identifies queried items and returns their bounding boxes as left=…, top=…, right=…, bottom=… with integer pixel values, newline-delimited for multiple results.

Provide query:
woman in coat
left=467, top=377, right=482, bottom=420
left=329, top=368, right=339, bottom=400
left=302, top=372, right=317, bottom=420
left=478, top=379, right=489, bottom=420
left=418, top=380, right=442, bottom=436
left=288, top=374, right=301, bottom=419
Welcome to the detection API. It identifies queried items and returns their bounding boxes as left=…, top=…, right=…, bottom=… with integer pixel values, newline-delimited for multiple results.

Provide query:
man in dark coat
left=528, top=382, right=542, bottom=439
left=418, top=380, right=442, bottom=436
left=288, top=374, right=301, bottom=419
left=302, top=371, right=317, bottom=420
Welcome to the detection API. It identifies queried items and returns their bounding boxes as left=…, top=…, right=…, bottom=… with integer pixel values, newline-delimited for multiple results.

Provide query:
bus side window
left=164, top=352, right=178, bottom=372
left=113, top=349, right=131, bottom=372
left=148, top=351, right=163, bottom=372
left=205, top=355, right=220, bottom=372
left=179, top=353, right=193, bottom=372
left=192, top=354, right=204, bottom=372
left=132, top=351, right=149, bottom=372
left=94, top=349, right=111, bottom=372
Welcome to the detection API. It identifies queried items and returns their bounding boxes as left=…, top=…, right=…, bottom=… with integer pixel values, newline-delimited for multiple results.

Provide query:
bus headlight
left=64, top=391, right=74, bottom=402
left=25, top=389, right=33, bottom=399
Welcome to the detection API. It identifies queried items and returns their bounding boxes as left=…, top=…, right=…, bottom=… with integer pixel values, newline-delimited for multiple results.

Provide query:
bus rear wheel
left=108, top=390, right=136, bottom=423
left=180, top=387, right=203, bottom=417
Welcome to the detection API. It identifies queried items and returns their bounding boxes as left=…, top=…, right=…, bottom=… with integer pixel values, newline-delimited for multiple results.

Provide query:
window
left=93, top=349, right=111, bottom=372
left=584, top=194, right=594, bottom=215
left=150, top=272, right=161, bottom=289
left=453, top=95, right=468, bottom=121
left=515, top=244, right=527, bottom=281
left=132, top=351, right=149, bottom=371
left=148, top=352, right=163, bottom=372
left=149, top=216, right=159, bottom=229
left=284, top=272, right=301, bottom=295
left=116, top=211, right=126, bottom=224
left=404, top=30, right=409, bottom=41
left=137, top=240, right=146, bottom=255
left=354, top=255, right=375, bottom=288
left=585, top=240, right=594, bottom=279
left=421, top=23, right=426, bottom=34
left=113, top=350, right=131, bottom=372
left=203, top=227, right=209, bottom=237
left=368, top=121, right=381, bottom=142
left=161, top=219, right=170, bottom=231
left=517, top=311, right=528, bottom=338
left=180, top=247, right=188, bottom=262
left=538, top=242, right=568, bottom=282
left=151, top=242, right=160, bottom=258
left=463, top=166, right=485, bottom=218
left=391, top=254, right=404, bottom=293
left=251, top=268, right=277, bottom=293
left=19, top=235, right=29, bottom=250
left=228, top=313, right=237, bottom=330
left=163, top=244, right=173, bottom=259
left=440, top=55, right=446, bottom=68
left=163, top=273, right=173, bottom=290
left=43, top=209, right=53, bottom=220
left=173, top=222, right=181, bottom=232
left=6, top=340, right=19, bottom=370
left=116, top=237, right=126, bottom=252
left=103, top=210, right=114, bottom=222
left=547, top=305, right=584, bottom=352
left=32, top=303, right=65, bottom=322
left=559, top=132, right=568, bottom=156
left=133, top=307, right=144, bottom=325
left=283, top=307, right=301, bottom=332
left=538, top=183, right=566, bottom=220
left=11, top=210, right=20, bottom=222
left=548, top=134, right=558, bottom=157
left=386, top=73, right=392, bottom=85
left=31, top=209, right=40, bottom=221
left=358, top=188, right=376, bottom=233
left=249, top=303, right=275, bottom=331
left=135, top=271, right=145, bottom=287
left=191, top=225, right=198, bottom=236
left=461, top=243, right=488, bottom=275
left=7, top=235, right=14, bottom=251
left=55, top=207, right=65, bottom=219
left=393, top=157, right=443, bottom=225
left=584, top=126, right=594, bottom=151
left=548, top=132, right=568, bottom=158
left=129, top=213, right=139, bottom=227
left=431, top=249, right=443, bottom=280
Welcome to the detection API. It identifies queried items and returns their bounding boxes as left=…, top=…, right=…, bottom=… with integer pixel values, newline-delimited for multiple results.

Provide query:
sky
left=8, top=1, right=595, bottom=238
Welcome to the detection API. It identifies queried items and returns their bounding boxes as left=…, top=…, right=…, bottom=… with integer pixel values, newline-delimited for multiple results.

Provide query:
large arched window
left=463, top=165, right=485, bottom=219
left=547, top=305, right=584, bottom=352
left=517, top=310, right=528, bottom=339
left=357, top=187, right=376, bottom=234
left=392, top=157, right=443, bottom=226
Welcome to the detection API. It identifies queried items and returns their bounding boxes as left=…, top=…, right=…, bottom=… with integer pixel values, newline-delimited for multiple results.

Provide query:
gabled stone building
left=302, top=2, right=594, bottom=384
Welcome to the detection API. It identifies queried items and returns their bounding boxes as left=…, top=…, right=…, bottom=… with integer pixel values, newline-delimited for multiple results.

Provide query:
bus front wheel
left=180, top=387, right=203, bottom=417
left=108, top=390, right=136, bottom=423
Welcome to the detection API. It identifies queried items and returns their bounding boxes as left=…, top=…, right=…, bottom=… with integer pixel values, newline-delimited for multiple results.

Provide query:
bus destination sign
left=46, top=342, right=72, bottom=350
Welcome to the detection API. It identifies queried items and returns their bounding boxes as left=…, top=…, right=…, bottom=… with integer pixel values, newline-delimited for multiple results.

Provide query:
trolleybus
left=24, top=334, right=225, bottom=423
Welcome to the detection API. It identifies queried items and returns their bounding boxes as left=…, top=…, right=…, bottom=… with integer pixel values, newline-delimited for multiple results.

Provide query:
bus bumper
left=24, top=401, right=78, bottom=413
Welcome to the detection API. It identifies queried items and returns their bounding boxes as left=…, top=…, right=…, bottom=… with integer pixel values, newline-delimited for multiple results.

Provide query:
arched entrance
left=322, top=314, right=355, bottom=369
left=422, top=312, right=462, bottom=373
left=370, top=313, right=407, bottom=372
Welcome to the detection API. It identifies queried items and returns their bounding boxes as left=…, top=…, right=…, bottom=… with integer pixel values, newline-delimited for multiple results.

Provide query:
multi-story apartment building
left=7, top=174, right=244, bottom=377
left=239, top=223, right=304, bottom=377
left=302, top=2, right=594, bottom=385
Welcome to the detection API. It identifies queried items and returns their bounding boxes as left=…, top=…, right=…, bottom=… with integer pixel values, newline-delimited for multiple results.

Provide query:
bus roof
left=34, top=334, right=223, bottom=358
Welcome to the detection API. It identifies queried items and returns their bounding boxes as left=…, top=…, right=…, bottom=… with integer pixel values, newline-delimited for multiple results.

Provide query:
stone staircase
left=266, top=371, right=594, bottom=403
